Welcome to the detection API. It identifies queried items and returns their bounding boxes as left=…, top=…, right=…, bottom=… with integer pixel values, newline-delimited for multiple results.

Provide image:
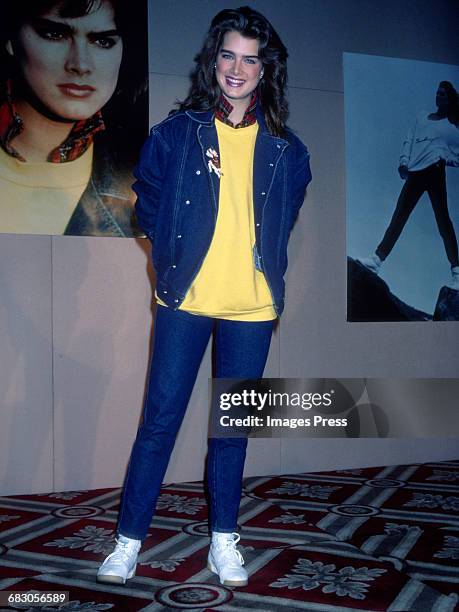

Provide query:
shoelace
left=107, top=538, right=138, bottom=564
left=215, top=532, right=245, bottom=566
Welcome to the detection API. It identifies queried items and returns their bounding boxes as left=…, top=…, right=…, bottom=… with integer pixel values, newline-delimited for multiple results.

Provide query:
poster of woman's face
left=345, top=53, right=459, bottom=321
left=0, top=0, right=148, bottom=237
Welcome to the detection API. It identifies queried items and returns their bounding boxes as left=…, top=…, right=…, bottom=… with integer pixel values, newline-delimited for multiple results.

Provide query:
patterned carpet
left=0, top=460, right=458, bottom=611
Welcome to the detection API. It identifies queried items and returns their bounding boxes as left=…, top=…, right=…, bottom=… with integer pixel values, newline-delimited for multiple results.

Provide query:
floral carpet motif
left=0, top=461, right=458, bottom=611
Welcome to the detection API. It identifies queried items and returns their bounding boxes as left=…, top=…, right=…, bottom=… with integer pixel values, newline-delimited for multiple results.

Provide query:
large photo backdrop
left=345, top=53, right=459, bottom=320
left=0, top=0, right=148, bottom=237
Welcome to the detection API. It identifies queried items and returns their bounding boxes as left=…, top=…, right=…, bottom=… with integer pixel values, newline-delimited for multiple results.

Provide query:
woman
left=360, top=81, right=459, bottom=289
left=0, top=0, right=147, bottom=236
left=97, top=6, right=311, bottom=587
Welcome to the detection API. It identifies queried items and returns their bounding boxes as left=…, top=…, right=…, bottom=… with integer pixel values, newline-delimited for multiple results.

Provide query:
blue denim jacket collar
left=185, top=106, right=290, bottom=146
left=184, top=109, right=214, bottom=125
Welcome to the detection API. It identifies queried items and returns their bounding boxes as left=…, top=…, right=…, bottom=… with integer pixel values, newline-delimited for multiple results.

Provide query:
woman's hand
left=398, top=165, right=409, bottom=180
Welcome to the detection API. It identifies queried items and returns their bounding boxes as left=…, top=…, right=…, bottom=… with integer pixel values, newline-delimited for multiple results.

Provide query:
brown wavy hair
left=439, top=81, right=459, bottom=125
left=178, top=6, right=289, bottom=137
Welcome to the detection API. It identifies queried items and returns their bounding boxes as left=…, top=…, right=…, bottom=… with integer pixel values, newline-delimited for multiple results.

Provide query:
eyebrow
left=219, top=47, right=259, bottom=59
left=32, top=17, right=120, bottom=38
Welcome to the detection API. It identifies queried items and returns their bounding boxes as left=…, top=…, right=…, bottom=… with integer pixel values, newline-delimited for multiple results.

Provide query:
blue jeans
left=118, top=305, right=274, bottom=540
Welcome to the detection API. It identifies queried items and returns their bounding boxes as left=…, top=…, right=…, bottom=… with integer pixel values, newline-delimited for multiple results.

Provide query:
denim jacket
left=134, top=106, right=311, bottom=315
left=64, top=136, right=145, bottom=237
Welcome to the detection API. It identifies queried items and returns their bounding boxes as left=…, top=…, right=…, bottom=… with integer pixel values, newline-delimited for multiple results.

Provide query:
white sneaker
left=357, top=254, right=382, bottom=274
left=97, top=534, right=141, bottom=584
left=207, top=532, right=248, bottom=587
left=449, top=266, right=459, bottom=290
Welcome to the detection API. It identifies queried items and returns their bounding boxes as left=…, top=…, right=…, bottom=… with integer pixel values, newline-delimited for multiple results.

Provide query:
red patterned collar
left=215, top=93, right=257, bottom=128
left=0, top=81, right=105, bottom=163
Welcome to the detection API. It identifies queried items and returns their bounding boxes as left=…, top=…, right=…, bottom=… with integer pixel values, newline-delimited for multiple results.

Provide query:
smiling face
left=215, top=30, right=262, bottom=111
left=10, top=0, right=123, bottom=121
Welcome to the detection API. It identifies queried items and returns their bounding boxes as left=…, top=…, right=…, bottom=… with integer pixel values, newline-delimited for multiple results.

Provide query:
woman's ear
left=6, top=41, right=14, bottom=56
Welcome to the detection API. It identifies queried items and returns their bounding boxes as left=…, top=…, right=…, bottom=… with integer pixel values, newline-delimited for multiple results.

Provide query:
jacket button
left=256, top=223, right=260, bottom=227
left=174, top=299, right=179, bottom=303
left=276, top=144, right=281, bottom=148
left=196, top=170, right=201, bottom=175
left=163, top=290, right=168, bottom=294
left=261, top=191, right=266, bottom=196
left=177, top=234, right=182, bottom=238
left=172, top=265, right=177, bottom=269
left=269, top=163, right=274, bottom=167
left=185, top=200, right=191, bottom=205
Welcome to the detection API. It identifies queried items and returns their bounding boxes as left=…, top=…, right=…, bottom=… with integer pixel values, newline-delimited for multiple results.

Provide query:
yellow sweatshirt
left=0, top=144, right=92, bottom=235
left=177, top=119, right=275, bottom=321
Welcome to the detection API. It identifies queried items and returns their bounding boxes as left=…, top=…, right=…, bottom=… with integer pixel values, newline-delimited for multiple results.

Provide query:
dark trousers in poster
left=376, top=161, right=459, bottom=267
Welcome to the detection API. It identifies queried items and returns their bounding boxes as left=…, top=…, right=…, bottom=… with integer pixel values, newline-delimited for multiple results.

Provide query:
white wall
left=1, top=0, right=458, bottom=496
